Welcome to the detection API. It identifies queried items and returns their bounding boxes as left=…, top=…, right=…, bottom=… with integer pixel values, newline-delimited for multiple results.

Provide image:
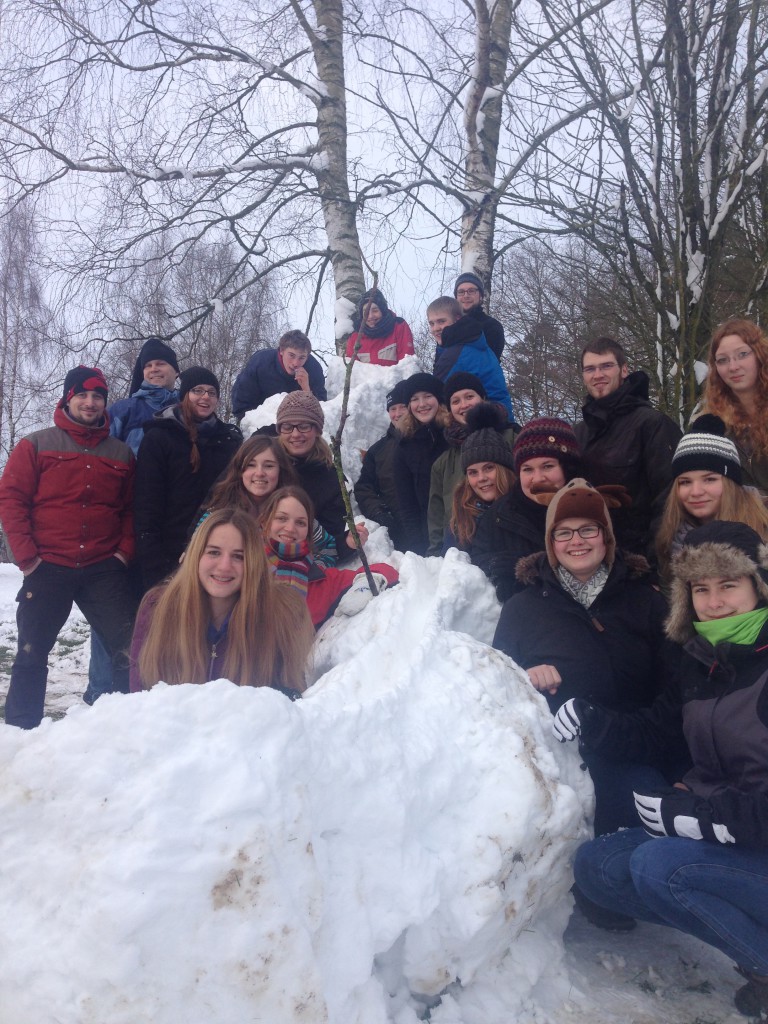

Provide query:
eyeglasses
left=278, top=422, right=315, bottom=435
left=189, top=387, right=217, bottom=398
left=552, top=524, right=602, bottom=542
left=582, top=362, right=619, bottom=376
left=714, top=350, right=753, bottom=368
left=456, top=287, right=480, bottom=298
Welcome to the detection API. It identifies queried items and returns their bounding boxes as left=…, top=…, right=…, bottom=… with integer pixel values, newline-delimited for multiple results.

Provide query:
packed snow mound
left=0, top=552, right=591, bottom=1024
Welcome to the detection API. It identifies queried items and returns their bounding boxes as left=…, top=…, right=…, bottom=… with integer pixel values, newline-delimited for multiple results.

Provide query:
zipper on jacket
left=209, top=642, right=217, bottom=678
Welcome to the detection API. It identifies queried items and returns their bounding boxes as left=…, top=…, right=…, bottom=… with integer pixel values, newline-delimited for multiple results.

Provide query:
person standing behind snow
left=354, top=380, right=410, bottom=552
left=344, top=288, right=415, bottom=365
left=134, top=367, right=242, bottom=591
left=453, top=272, right=505, bottom=361
left=85, top=337, right=181, bottom=705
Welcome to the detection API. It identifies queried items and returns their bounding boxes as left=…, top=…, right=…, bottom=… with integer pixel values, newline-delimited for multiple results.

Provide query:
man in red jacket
left=0, top=366, right=136, bottom=728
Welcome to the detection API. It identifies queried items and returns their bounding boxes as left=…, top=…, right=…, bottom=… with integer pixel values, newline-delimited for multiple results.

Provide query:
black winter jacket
left=493, top=551, right=679, bottom=714
left=134, top=408, right=242, bottom=589
left=576, top=622, right=768, bottom=847
left=574, top=371, right=681, bottom=556
left=472, top=484, right=549, bottom=603
left=394, top=423, right=449, bottom=554
left=353, top=426, right=406, bottom=550
left=293, top=455, right=353, bottom=564
left=231, top=348, right=327, bottom=418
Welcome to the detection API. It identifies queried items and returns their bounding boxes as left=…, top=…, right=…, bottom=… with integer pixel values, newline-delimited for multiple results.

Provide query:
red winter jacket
left=345, top=320, right=414, bottom=365
left=0, top=404, right=135, bottom=571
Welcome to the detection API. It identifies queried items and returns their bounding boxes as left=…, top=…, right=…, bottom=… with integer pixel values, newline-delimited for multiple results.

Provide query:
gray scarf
left=556, top=562, right=609, bottom=608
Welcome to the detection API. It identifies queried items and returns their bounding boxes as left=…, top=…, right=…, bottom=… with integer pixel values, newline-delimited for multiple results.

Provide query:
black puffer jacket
left=134, top=407, right=242, bottom=589
left=471, top=484, right=549, bottom=603
left=456, top=305, right=505, bottom=361
left=576, top=621, right=768, bottom=847
left=353, top=425, right=405, bottom=550
left=574, top=371, right=681, bottom=556
left=394, top=423, right=449, bottom=554
left=493, top=550, right=679, bottom=714
left=293, top=456, right=352, bottom=563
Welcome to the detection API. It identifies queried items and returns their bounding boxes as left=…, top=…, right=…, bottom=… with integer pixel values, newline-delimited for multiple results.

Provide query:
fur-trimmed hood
left=666, top=533, right=768, bottom=644
left=515, top=549, right=651, bottom=588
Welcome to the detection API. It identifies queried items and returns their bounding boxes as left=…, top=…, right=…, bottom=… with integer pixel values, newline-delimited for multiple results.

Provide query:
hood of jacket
left=514, top=548, right=651, bottom=589
left=53, top=402, right=111, bottom=448
left=581, top=370, right=652, bottom=429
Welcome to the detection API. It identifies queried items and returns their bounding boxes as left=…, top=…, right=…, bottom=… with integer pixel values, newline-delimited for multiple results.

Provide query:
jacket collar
left=54, top=402, right=110, bottom=448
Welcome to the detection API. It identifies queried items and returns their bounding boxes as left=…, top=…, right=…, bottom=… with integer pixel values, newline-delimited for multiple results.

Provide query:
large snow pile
left=0, top=359, right=595, bottom=1024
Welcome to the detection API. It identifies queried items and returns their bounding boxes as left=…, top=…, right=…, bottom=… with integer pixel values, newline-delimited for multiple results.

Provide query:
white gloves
left=335, top=573, right=389, bottom=617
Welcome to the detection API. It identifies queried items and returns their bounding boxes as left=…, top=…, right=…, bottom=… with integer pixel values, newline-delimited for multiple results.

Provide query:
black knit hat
left=512, top=417, right=581, bottom=474
left=129, top=337, right=179, bottom=396
left=62, top=366, right=108, bottom=405
left=665, top=521, right=768, bottom=642
left=444, top=372, right=487, bottom=406
left=402, top=372, right=444, bottom=405
left=179, top=366, right=220, bottom=400
left=454, top=273, right=484, bottom=298
left=461, top=403, right=515, bottom=471
left=386, top=379, right=410, bottom=410
left=672, top=414, right=742, bottom=484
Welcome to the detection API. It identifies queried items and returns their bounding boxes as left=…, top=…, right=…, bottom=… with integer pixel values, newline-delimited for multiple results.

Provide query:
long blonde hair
left=656, top=474, right=768, bottom=570
left=702, top=319, right=768, bottom=457
left=137, top=508, right=314, bottom=690
left=450, top=465, right=515, bottom=547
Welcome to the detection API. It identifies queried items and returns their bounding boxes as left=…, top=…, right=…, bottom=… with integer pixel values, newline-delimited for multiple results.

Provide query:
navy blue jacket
left=232, top=349, right=327, bottom=418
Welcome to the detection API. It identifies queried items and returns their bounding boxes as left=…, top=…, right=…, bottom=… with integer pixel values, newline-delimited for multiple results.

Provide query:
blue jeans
left=574, top=828, right=768, bottom=975
left=83, top=629, right=114, bottom=705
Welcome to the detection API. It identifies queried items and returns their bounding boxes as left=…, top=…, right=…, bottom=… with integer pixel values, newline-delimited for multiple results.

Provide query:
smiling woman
left=129, top=508, right=313, bottom=694
left=133, top=367, right=243, bottom=591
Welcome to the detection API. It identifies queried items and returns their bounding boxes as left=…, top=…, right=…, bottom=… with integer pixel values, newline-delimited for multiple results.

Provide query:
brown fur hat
left=665, top=521, right=768, bottom=643
left=544, top=478, right=617, bottom=569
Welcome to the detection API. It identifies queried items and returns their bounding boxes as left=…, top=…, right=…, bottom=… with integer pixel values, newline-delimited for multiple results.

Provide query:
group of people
left=1, top=300, right=767, bottom=1017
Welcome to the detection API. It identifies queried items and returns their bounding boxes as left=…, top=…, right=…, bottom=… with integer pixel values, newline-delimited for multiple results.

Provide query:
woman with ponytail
left=134, top=367, right=242, bottom=591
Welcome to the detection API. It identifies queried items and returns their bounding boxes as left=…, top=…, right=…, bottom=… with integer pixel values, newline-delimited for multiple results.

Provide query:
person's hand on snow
left=526, top=664, right=562, bottom=695
left=335, top=573, right=388, bottom=617
left=552, top=698, right=586, bottom=742
left=633, top=790, right=735, bottom=844
left=346, top=523, right=369, bottom=549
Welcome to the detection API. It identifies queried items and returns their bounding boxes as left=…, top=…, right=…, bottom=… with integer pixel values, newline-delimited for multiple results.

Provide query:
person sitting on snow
left=231, top=329, right=327, bottom=420
left=345, top=288, right=415, bottom=365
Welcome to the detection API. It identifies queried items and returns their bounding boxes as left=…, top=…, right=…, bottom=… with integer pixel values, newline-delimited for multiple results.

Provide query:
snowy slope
left=0, top=359, right=742, bottom=1024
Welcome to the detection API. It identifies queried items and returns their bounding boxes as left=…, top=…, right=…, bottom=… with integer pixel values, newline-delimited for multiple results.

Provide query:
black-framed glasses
left=552, top=524, right=602, bottom=543
left=189, top=387, right=218, bottom=398
left=278, top=422, right=315, bottom=435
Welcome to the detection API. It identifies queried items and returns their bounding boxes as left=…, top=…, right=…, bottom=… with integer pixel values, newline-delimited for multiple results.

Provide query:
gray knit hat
left=275, top=391, right=324, bottom=431
left=453, top=273, right=484, bottom=298
left=672, top=414, right=741, bottom=484
left=461, top=402, right=515, bottom=471
left=665, top=521, right=768, bottom=642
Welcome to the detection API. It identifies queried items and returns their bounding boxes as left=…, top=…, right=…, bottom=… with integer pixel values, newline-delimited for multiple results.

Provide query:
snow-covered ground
left=0, top=358, right=745, bottom=1024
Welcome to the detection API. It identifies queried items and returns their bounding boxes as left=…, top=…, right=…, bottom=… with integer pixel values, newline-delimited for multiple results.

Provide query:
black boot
left=571, top=883, right=636, bottom=933
left=734, top=968, right=768, bottom=1019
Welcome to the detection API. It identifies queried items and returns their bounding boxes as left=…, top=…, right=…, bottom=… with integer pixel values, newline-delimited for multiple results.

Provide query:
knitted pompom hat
left=512, top=417, right=581, bottom=475
left=672, top=414, right=741, bottom=484
left=461, top=402, right=516, bottom=471
left=665, top=520, right=768, bottom=643
left=544, top=478, right=616, bottom=570
left=275, top=391, right=324, bottom=432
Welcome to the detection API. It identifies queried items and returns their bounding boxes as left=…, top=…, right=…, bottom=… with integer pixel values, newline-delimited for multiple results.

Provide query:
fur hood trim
left=665, top=540, right=768, bottom=643
left=515, top=549, right=650, bottom=588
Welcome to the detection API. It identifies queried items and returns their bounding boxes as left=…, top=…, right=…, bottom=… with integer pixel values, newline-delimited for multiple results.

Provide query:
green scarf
left=693, top=606, right=768, bottom=646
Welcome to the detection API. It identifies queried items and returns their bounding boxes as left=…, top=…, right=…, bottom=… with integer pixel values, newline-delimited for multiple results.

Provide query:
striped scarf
left=265, top=538, right=312, bottom=597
